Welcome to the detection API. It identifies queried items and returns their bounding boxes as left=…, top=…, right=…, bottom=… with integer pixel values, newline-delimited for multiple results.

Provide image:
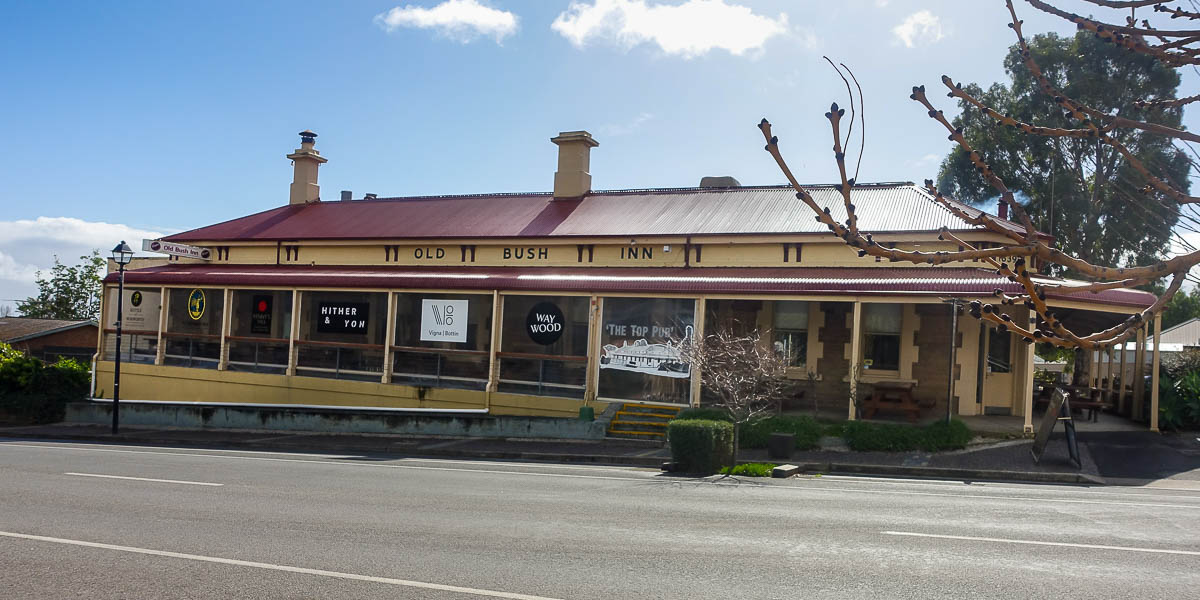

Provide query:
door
left=982, top=326, right=1015, bottom=415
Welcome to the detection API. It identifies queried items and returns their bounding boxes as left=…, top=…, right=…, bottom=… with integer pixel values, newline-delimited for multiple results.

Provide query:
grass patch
left=842, top=419, right=973, bottom=452
left=721, top=463, right=776, bottom=477
left=820, top=421, right=846, bottom=437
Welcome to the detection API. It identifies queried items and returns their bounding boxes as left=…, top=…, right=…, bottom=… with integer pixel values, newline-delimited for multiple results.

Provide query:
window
left=987, top=326, right=1012, bottom=373
left=498, top=295, right=589, bottom=399
left=599, top=297, right=694, bottom=404
left=392, top=292, right=492, bottom=391
left=163, top=287, right=224, bottom=368
left=772, top=301, right=809, bottom=368
left=295, top=291, right=386, bottom=381
left=226, top=290, right=292, bottom=374
left=862, top=304, right=901, bottom=372
left=102, top=287, right=160, bottom=364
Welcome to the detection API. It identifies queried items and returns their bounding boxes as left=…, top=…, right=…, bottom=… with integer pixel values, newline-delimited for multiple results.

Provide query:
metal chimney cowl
left=287, top=130, right=328, bottom=205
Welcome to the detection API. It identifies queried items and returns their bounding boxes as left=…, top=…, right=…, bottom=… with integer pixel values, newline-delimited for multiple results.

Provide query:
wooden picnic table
left=862, top=380, right=920, bottom=422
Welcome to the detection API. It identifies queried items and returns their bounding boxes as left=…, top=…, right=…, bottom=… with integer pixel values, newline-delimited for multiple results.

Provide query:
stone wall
left=911, top=304, right=957, bottom=415
left=808, top=302, right=852, bottom=415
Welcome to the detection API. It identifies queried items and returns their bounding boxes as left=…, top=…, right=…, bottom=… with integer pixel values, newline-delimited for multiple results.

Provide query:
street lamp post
left=943, top=298, right=960, bottom=424
left=110, top=241, right=134, bottom=435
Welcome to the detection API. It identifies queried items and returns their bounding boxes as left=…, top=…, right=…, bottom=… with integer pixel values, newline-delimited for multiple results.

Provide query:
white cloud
left=913, top=153, right=941, bottom=168
left=794, top=26, right=821, bottom=51
left=892, top=10, right=944, bottom=48
left=375, top=0, right=518, bottom=43
left=0, top=217, right=166, bottom=313
left=599, top=112, right=654, bottom=136
left=551, top=0, right=789, bottom=59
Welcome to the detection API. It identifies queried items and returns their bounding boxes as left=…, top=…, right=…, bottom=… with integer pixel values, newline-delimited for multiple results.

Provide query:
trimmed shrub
left=919, top=419, right=973, bottom=451
left=668, top=419, right=734, bottom=474
left=739, top=415, right=823, bottom=450
left=673, top=412, right=823, bottom=450
left=722, top=463, right=776, bottom=477
left=675, top=408, right=731, bottom=422
left=842, top=419, right=973, bottom=452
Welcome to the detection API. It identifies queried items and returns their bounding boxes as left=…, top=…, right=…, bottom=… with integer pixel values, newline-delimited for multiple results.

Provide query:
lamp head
left=111, top=241, right=134, bottom=266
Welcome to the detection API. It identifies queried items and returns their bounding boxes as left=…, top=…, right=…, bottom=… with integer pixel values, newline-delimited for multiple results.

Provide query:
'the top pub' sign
left=317, top=302, right=369, bottom=334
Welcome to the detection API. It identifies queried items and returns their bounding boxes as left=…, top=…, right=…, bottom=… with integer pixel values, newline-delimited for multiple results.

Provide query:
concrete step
left=606, top=430, right=666, bottom=440
left=609, top=421, right=668, bottom=432
left=610, top=420, right=670, bottom=428
left=617, top=404, right=683, bottom=417
left=606, top=404, right=680, bottom=440
left=613, top=411, right=674, bottom=424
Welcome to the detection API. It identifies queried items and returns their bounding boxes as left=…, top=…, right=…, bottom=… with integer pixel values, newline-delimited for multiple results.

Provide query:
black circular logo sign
left=130, top=291, right=143, bottom=307
left=526, top=302, right=564, bottom=345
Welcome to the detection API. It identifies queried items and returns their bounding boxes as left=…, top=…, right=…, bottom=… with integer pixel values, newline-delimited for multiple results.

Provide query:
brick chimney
left=287, top=130, right=328, bottom=205
left=997, top=199, right=1008, bottom=220
left=551, top=131, right=599, bottom=199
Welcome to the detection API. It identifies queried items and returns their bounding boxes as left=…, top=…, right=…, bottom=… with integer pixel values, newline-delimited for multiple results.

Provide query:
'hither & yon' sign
left=317, top=302, right=369, bottom=334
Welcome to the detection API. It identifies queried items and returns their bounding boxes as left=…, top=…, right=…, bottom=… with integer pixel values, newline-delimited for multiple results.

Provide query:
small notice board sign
left=1031, top=388, right=1080, bottom=468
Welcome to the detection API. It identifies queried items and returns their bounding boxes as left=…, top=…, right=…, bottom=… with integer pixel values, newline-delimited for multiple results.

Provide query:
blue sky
left=1, top=0, right=1197, bottom=312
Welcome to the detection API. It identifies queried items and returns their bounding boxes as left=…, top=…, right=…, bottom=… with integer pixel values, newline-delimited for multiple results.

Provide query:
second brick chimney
left=287, top=130, right=328, bottom=205
left=551, top=131, right=599, bottom=199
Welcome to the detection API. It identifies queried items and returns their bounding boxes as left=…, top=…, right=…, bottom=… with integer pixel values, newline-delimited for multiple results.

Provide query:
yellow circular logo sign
left=187, top=289, right=206, bottom=321
left=130, top=291, right=143, bottom=307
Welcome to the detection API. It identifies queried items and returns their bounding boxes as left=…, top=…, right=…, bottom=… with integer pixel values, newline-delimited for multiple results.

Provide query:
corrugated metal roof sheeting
left=105, top=265, right=1154, bottom=308
left=549, top=184, right=971, bottom=236
left=166, top=183, right=1027, bottom=242
left=1154, top=317, right=1200, bottom=346
left=170, top=194, right=557, bottom=241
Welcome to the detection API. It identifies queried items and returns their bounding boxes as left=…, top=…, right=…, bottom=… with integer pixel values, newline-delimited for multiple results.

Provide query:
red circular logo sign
left=257, top=300, right=268, bottom=312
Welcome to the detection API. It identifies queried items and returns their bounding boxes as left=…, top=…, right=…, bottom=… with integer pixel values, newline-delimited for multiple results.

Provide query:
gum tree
left=758, top=0, right=1200, bottom=351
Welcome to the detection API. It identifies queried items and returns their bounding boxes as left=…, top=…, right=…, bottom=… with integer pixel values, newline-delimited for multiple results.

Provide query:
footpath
left=2, top=422, right=1198, bottom=487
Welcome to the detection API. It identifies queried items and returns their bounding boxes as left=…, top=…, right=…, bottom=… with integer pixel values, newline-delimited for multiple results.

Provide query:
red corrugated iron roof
left=0, top=318, right=97, bottom=343
left=105, top=264, right=1153, bottom=309
left=164, top=183, right=1040, bottom=242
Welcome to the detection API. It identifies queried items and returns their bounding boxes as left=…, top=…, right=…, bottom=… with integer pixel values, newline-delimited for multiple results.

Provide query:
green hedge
left=739, top=416, right=823, bottom=450
left=675, top=408, right=731, bottom=422
left=0, top=347, right=89, bottom=424
left=674, top=411, right=823, bottom=450
left=668, top=419, right=734, bottom=474
left=842, top=419, right=973, bottom=452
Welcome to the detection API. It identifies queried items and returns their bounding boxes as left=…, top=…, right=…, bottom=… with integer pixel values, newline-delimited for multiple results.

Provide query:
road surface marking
left=1, top=443, right=653, bottom=482
left=6, top=442, right=1200, bottom=509
left=812, top=474, right=1200, bottom=501
left=0, top=530, right=565, bottom=600
left=1, top=439, right=649, bottom=474
left=64, top=473, right=223, bottom=487
left=882, top=531, right=1200, bottom=556
left=767, top=482, right=1200, bottom=510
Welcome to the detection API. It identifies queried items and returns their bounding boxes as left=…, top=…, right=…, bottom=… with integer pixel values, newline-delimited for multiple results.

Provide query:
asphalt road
left=1, top=439, right=1198, bottom=599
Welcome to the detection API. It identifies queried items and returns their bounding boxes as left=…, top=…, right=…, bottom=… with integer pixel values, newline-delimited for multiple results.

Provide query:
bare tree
left=680, top=327, right=795, bottom=466
left=759, top=0, right=1200, bottom=351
